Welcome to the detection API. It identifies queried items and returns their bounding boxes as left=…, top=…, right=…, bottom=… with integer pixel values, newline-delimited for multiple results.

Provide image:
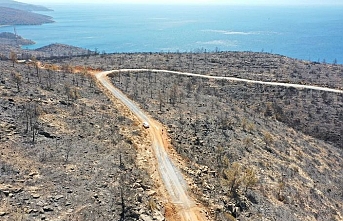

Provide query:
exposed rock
left=153, top=211, right=165, bottom=221
left=140, top=214, right=153, bottom=221
left=38, top=130, right=56, bottom=139
left=43, top=206, right=53, bottom=212
left=54, top=195, right=64, bottom=201
left=146, top=190, right=156, bottom=197
left=133, top=182, right=141, bottom=188
left=32, top=194, right=40, bottom=199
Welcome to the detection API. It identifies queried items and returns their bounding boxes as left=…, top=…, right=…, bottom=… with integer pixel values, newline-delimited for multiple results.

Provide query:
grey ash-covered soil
left=58, top=52, right=342, bottom=220
left=64, top=52, right=343, bottom=148
left=110, top=69, right=343, bottom=220
left=0, top=51, right=342, bottom=221
left=0, top=60, right=164, bottom=220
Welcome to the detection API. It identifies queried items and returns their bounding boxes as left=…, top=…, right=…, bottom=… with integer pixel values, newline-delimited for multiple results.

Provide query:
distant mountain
left=0, top=6, right=53, bottom=25
left=0, top=0, right=52, bottom=11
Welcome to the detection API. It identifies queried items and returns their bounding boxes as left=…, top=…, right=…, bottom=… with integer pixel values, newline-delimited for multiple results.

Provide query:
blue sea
left=1, top=4, right=343, bottom=63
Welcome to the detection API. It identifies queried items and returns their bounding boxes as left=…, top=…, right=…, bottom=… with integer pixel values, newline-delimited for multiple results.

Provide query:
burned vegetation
left=0, top=60, right=163, bottom=221
left=1, top=51, right=342, bottom=221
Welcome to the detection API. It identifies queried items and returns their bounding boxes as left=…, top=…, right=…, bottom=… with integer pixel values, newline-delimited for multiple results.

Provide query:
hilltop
left=0, top=51, right=342, bottom=221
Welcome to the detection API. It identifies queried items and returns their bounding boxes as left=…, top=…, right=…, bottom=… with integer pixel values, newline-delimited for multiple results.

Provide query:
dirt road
left=96, top=68, right=341, bottom=221
left=115, top=69, right=343, bottom=94
left=96, top=71, right=206, bottom=221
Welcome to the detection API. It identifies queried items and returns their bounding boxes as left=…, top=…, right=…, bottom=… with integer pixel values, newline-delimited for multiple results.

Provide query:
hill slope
left=60, top=52, right=342, bottom=220
left=0, top=6, right=53, bottom=25
left=0, top=0, right=52, bottom=11
left=0, top=60, right=165, bottom=220
left=1, top=52, right=342, bottom=221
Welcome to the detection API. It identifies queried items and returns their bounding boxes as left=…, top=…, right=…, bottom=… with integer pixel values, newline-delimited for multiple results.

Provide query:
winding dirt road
left=96, top=69, right=342, bottom=221
left=113, top=69, right=343, bottom=93
left=96, top=71, right=205, bottom=221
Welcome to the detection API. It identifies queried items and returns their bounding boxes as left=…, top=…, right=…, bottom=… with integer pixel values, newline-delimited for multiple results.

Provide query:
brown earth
left=1, top=51, right=342, bottom=221
left=0, top=59, right=165, bottom=221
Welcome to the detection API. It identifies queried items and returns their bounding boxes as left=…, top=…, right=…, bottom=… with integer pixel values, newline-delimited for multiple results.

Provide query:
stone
left=43, top=206, right=54, bottom=212
left=32, top=194, right=40, bottom=199
left=133, top=183, right=141, bottom=188
left=25, top=208, right=33, bottom=214
left=54, top=195, right=64, bottom=200
left=140, top=214, right=153, bottom=221
left=0, top=211, right=6, bottom=216
left=2, top=191, right=10, bottom=196
left=29, top=172, right=38, bottom=177
left=153, top=211, right=165, bottom=221
left=146, top=190, right=156, bottom=197
left=137, top=188, right=144, bottom=192
left=37, top=201, right=45, bottom=207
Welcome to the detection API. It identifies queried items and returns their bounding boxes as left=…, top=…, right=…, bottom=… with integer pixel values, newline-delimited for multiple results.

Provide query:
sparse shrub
left=246, top=122, right=255, bottom=132
left=243, top=137, right=253, bottom=148
left=243, top=167, right=258, bottom=193
left=264, top=102, right=274, bottom=117
left=263, top=131, right=274, bottom=146
left=222, top=162, right=242, bottom=197
left=277, top=180, right=285, bottom=202
left=222, top=162, right=258, bottom=198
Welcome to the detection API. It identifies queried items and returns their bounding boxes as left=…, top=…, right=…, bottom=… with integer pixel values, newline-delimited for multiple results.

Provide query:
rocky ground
left=1, top=51, right=342, bottom=221
left=51, top=52, right=342, bottom=220
left=0, top=60, right=165, bottom=221
left=110, top=69, right=343, bottom=221
left=62, top=52, right=343, bottom=148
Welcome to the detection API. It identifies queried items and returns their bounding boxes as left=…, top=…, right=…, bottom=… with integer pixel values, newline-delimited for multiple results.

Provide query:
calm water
left=1, top=4, right=343, bottom=63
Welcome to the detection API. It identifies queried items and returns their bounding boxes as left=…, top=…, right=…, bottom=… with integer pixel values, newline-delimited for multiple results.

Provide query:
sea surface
left=1, top=4, right=343, bottom=63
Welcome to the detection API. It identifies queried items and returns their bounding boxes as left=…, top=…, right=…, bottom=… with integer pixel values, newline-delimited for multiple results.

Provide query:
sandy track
left=96, top=71, right=206, bottom=221
left=96, top=68, right=341, bottom=221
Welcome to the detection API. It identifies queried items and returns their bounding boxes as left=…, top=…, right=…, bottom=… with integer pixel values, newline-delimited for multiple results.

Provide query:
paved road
left=96, top=71, right=203, bottom=221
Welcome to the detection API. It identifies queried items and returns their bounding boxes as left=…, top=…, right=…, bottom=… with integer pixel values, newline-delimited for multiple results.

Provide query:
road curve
left=96, top=71, right=204, bottom=221
left=96, top=68, right=341, bottom=221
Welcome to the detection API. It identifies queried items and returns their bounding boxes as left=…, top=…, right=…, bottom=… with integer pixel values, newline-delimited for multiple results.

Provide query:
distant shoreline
left=1, top=3, right=343, bottom=64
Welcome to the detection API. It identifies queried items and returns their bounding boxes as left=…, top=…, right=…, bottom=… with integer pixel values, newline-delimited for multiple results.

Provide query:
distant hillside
left=0, top=0, right=52, bottom=11
left=0, top=32, right=35, bottom=45
left=0, top=6, right=53, bottom=25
